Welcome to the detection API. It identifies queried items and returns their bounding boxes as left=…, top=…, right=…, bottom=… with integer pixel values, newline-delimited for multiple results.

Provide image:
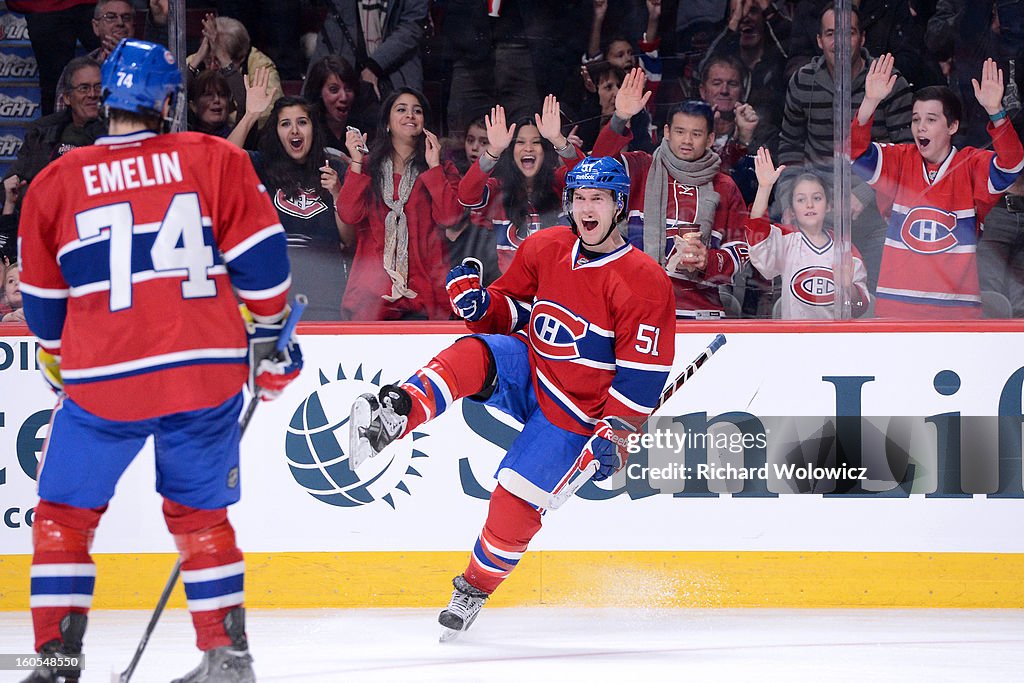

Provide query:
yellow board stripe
left=2, top=551, right=1022, bottom=609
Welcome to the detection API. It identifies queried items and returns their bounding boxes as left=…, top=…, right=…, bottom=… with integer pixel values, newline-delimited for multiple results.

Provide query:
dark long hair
left=365, top=87, right=430, bottom=205
left=257, top=96, right=328, bottom=200
left=303, top=54, right=359, bottom=126
left=492, top=119, right=561, bottom=233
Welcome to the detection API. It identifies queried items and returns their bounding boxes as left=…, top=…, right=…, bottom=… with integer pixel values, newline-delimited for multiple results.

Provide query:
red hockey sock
left=463, top=485, right=542, bottom=594
left=400, top=336, right=492, bottom=436
left=30, top=500, right=104, bottom=651
left=164, top=499, right=245, bottom=651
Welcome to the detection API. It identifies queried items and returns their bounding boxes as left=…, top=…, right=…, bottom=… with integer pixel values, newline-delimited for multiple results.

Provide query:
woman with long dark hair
left=458, top=96, right=585, bottom=273
left=338, top=87, right=463, bottom=320
left=231, top=81, right=349, bottom=320
left=303, top=54, right=369, bottom=155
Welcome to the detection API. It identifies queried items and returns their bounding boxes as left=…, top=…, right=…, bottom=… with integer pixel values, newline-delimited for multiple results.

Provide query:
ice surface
left=0, top=607, right=1021, bottom=682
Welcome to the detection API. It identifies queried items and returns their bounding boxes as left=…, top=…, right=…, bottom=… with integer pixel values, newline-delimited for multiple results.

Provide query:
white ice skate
left=438, top=575, right=489, bottom=643
left=348, top=385, right=410, bottom=470
left=171, top=608, right=254, bottom=683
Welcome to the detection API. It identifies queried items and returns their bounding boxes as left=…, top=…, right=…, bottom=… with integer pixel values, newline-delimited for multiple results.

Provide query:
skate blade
left=439, top=626, right=463, bottom=643
left=347, top=399, right=374, bottom=471
left=348, top=441, right=371, bottom=471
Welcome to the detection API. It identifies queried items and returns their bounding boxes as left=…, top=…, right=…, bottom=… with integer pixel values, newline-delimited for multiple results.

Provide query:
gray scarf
left=380, top=156, right=419, bottom=302
left=642, top=139, right=722, bottom=265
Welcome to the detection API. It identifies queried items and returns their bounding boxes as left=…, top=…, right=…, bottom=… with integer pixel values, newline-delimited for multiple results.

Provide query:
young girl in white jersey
left=745, top=147, right=872, bottom=319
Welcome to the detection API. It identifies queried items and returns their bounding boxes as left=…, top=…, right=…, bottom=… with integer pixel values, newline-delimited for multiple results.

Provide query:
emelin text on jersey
left=81, top=151, right=183, bottom=196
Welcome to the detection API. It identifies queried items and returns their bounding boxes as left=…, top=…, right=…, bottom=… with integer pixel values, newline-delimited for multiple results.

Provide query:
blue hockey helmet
left=563, top=156, right=631, bottom=244
left=101, top=38, right=182, bottom=120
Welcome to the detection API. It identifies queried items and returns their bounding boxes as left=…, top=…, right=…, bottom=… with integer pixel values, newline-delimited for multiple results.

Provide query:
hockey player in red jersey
left=18, top=39, right=302, bottom=683
left=852, top=54, right=1024, bottom=319
left=348, top=156, right=676, bottom=640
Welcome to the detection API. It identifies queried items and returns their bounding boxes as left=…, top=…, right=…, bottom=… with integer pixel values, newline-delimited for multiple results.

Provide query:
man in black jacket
left=1, top=56, right=106, bottom=262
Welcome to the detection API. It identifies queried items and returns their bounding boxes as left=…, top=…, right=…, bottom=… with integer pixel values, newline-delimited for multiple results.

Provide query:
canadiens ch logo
left=791, top=266, right=835, bottom=306
left=275, top=188, right=328, bottom=219
left=284, top=363, right=430, bottom=509
left=505, top=223, right=526, bottom=248
left=530, top=301, right=588, bottom=360
left=900, top=206, right=959, bottom=254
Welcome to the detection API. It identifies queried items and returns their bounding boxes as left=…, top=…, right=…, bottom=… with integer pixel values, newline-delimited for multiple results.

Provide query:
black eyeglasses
left=69, top=83, right=103, bottom=95
left=97, top=12, right=133, bottom=24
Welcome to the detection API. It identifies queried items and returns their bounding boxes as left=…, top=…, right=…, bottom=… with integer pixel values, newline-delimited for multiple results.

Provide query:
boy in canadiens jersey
left=746, top=147, right=872, bottom=319
left=347, top=156, right=675, bottom=640
left=852, top=54, right=1024, bottom=318
left=18, top=39, right=302, bottom=683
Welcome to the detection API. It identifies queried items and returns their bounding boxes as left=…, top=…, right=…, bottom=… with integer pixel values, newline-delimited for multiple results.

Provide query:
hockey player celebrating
left=746, top=147, right=872, bottom=319
left=18, top=39, right=302, bottom=683
left=349, top=156, right=676, bottom=639
left=852, top=54, right=1024, bottom=318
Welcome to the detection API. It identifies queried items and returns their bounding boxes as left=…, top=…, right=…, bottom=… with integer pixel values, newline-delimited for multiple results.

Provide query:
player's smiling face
left=912, top=99, right=958, bottom=164
left=513, top=124, right=545, bottom=179
left=277, top=105, right=313, bottom=162
left=572, top=187, right=622, bottom=252
left=664, top=113, right=712, bottom=162
left=388, top=93, right=424, bottom=142
left=791, top=178, right=828, bottom=233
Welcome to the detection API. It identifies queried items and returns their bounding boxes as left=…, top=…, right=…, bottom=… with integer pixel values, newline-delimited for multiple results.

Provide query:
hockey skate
left=21, top=612, right=86, bottom=683
left=171, top=608, right=254, bottom=683
left=438, top=574, right=489, bottom=643
left=348, top=385, right=411, bottom=470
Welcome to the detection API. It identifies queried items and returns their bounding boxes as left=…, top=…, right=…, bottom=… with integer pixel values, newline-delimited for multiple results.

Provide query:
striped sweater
left=779, top=51, right=914, bottom=168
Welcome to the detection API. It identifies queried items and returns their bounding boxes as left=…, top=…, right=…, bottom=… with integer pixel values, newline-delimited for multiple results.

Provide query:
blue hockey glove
left=580, top=417, right=637, bottom=481
left=244, top=310, right=304, bottom=401
left=445, top=263, right=490, bottom=321
left=37, top=348, right=64, bottom=395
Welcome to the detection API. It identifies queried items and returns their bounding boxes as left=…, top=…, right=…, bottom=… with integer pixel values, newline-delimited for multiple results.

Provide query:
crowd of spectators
left=3, top=0, right=1024, bottom=322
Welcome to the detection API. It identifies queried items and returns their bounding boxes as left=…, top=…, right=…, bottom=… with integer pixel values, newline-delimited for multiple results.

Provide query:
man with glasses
left=1, top=57, right=105, bottom=263
left=51, top=0, right=134, bottom=114
left=91, top=0, right=134, bottom=60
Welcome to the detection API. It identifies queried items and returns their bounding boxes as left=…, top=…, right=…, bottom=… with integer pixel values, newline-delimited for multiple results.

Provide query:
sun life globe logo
left=285, top=363, right=429, bottom=508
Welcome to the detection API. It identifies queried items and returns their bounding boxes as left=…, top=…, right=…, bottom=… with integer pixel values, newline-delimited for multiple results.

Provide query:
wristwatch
left=219, top=62, right=238, bottom=77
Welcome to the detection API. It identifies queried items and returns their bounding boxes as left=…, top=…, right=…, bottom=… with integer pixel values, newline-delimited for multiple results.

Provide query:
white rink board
left=0, top=330, right=1023, bottom=555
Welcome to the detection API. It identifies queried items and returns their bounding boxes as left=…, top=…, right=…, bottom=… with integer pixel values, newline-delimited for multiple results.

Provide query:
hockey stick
left=114, top=294, right=307, bottom=683
left=546, top=333, right=727, bottom=510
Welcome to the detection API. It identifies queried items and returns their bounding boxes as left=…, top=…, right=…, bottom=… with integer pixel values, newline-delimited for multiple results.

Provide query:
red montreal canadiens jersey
left=851, top=117, right=1024, bottom=318
left=746, top=216, right=871, bottom=319
left=468, top=227, right=676, bottom=435
left=19, top=131, right=290, bottom=421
